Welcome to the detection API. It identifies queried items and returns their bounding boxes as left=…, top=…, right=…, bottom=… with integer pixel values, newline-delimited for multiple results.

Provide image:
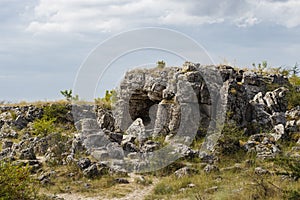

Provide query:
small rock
left=115, top=178, right=129, bottom=184
left=108, top=132, right=123, bottom=144
left=205, top=186, right=218, bottom=193
left=203, top=164, right=219, bottom=173
left=141, top=140, right=160, bottom=152
left=271, top=124, right=285, bottom=141
left=38, top=174, right=51, bottom=185
left=126, top=118, right=146, bottom=143
left=123, top=142, right=139, bottom=153
left=174, top=167, right=198, bottom=178
left=255, top=167, right=270, bottom=175
left=77, top=158, right=91, bottom=170
left=199, top=152, right=216, bottom=164
left=91, top=149, right=109, bottom=160
left=2, top=139, right=13, bottom=149
left=83, top=164, right=99, bottom=178
left=84, top=183, right=91, bottom=188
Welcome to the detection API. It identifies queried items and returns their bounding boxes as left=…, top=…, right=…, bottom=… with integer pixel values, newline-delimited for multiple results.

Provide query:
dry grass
left=38, top=164, right=147, bottom=199
left=145, top=165, right=300, bottom=200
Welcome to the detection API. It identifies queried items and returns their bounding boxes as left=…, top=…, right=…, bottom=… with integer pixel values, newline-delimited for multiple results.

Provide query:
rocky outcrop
left=0, top=61, right=298, bottom=175
left=68, top=62, right=296, bottom=169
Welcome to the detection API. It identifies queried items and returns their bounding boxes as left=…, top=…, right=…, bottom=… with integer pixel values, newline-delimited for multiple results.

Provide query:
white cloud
left=22, top=0, right=300, bottom=33
left=235, top=13, right=260, bottom=28
left=251, top=0, right=300, bottom=28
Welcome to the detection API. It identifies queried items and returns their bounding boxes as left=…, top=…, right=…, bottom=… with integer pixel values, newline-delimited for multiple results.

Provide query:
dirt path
left=55, top=174, right=158, bottom=200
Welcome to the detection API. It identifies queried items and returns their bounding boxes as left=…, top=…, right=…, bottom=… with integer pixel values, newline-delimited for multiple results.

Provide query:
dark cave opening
left=129, top=90, right=158, bottom=126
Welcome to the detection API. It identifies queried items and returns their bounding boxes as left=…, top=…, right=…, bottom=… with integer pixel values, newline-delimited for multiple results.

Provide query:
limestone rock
left=242, top=134, right=280, bottom=159
left=97, top=109, right=115, bottom=131
left=203, top=164, right=219, bottom=173
left=106, top=142, right=124, bottom=160
left=126, top=118, right=146, bottom=143
left=271, top=124, right=285, bottom=141
left=83, top=164, right=99, bottom=178
left=174, top=167, right=198, bottom=178
left=77, top=158, right=91, bottom=170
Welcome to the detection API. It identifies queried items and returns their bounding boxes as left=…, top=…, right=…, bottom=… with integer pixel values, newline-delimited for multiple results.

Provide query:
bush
left=95, top=90, right=117, bottom=109
left=289, top=75, right=300, bottom=86
left=43, top=103, right=70, bottom=123
left=32, top=117, right=56, bottom=137
left=0, top=162, right=38, bottom=200
left=287, top=86, right=300, bottom=109
left=217, top=123, right=246, bottom=156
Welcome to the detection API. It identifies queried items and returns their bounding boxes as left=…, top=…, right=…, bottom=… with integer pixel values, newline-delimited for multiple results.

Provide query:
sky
left=0, top=0, right=300, bottom=102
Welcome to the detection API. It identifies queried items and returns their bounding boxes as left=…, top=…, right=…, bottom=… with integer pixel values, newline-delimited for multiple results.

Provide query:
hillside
left=1, top=62, right=300, bottom=200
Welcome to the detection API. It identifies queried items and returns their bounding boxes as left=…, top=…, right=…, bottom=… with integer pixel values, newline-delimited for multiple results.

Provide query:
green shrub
left=32, top=117, right=56, bottom=137
left=217, top=123, right=245, bottom=155
left=43, top=103, right=70, bottom=123
left=156, top=60, right=166, bottom=69
left=60, top=89, right=79, bottom=102
left=95, top=90, right=117, bottom=109
left=289, top=75, right=300, bottom=86
left=0, top=162, right=38, bottom=200
left=287, top=86, right=300, bottom=109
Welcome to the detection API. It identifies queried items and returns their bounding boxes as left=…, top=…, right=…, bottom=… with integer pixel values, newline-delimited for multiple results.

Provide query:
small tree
left=253, top=61, right=268, bottom=75
left=60, top=89, right=79, bottom=101
left=94, top=89, right=117, bottom=109
left=157, top=60, right=166, bottom=69
left=0, top=162, right=39, bottom=200
left=291, top=63, right=300, bottom=76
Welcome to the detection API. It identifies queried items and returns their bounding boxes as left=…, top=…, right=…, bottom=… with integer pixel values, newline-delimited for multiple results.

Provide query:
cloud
left=251, top=0, right=300, bottom=28
left=25, top=0, right=300, bottom=34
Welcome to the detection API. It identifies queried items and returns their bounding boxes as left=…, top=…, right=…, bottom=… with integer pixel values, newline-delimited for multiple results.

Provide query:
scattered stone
left=123, top=142, right=139, bottom=153
left=83, top=164, right=99, bottom=178
left=221, top=163, right=242, bottom=172
left=271, top=124, right=285, bottom=141
left=38, top=174, right=51, bottom=185
left=171, top=143, right=198, bottom=159
left=203, top=164, right=219, bottom=173
left=115, top=178, right=129, bottom=184
left=174, top=167, right=198, bottom=178
left=255, top=167, right=270, bottom=175
left=205, top=186, right=218, bottom=193
left=242, top=134, right=280, bottom=159
left=2, top=139, right=13, bottom=149
left=141, top=140, right=160, bottom=152
left=77, top=158, right=91, bottom=170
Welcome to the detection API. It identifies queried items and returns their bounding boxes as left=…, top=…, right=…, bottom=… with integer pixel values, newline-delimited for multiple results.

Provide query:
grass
left=39, top=163, right=149, bottom=199
left=145, top=160, right=300, bottom=200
